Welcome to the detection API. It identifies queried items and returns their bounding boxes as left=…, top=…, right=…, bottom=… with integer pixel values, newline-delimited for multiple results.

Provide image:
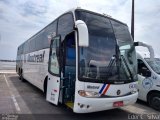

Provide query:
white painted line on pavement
left=4, top=74, right=21, bottom=113
left=0, top=72, right=16, bottom=74
left=11, top=94, right=21, bottom=112
left=4, top=74, right=10, bottom=87
left=0, top=71, right=16, bottom=74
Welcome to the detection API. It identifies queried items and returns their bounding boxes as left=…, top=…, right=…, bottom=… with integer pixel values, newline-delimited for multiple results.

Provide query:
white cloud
left=0, top=0, right=160, bottom=59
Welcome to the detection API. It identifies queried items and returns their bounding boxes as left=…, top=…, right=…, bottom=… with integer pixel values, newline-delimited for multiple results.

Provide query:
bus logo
left=27, top=51, right=45, bottom=63
left=87, top=85, right=99, bottom=89
left=117, top=90, right=121, bottom=95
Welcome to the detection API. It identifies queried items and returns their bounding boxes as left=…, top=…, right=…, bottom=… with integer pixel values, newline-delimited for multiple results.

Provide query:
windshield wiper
left=106, top=55, right=116, bottom=77
left=121, top=55, right=133, bottom=80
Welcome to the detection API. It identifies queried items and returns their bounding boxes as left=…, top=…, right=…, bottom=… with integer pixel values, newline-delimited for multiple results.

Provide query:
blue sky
left=0, top=0, right=160, bottom=59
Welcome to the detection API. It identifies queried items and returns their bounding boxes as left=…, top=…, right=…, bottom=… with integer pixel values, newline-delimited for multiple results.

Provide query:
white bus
left=16, top=8, right=138, bottom=113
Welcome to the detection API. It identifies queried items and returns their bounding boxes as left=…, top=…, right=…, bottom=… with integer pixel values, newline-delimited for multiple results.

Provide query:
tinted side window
left=44, top=21, right=57, bottom=47
left=35, top=31, right=45, bottom=50
left=29, top=39, right=36, bottom=52
left=36, top=20, right=57, bottom=50
left=17, top=47, right=20, bottom=55
left=21, top=44, right=24, bottom=54
left=18, top=44, right=24, bottom=55
left=24, top=41, right=29, bottom=54
left=23, top=44, right=26, bottom=54
left=49, top=36, right=60, bottom=75
left=58, top=14, right=74, bottom=41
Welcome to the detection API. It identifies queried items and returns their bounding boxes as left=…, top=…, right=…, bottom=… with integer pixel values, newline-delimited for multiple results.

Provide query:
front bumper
left=73, top=92, right=138, bottom=113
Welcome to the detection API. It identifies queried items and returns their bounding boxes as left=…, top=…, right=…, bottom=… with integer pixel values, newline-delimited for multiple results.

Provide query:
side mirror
left=141, top=67, right=151, bottom=77
left=134, top=41, right=155, bottom=61
left=134, top=42, right=139, bottom=46
left=75, top=20, right=89, bottom=47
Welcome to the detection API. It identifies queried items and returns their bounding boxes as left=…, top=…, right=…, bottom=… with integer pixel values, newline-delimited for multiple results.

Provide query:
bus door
left=46, top=36, right=61, bottom=105
left=61, top=33, right=76, bottom=105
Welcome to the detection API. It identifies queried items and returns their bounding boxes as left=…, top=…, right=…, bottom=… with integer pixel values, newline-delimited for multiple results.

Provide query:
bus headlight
left=78, top=90, right=100, bottom=98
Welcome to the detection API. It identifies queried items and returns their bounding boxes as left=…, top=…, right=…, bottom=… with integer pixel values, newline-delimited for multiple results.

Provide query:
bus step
left=65, top=101, right=74, bottom=109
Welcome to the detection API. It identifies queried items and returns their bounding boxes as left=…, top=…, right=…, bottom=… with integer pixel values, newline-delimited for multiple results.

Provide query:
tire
left=148, top=93, right=160, bottom=111
left=19, top=70, right=22, bottom=80
left=20, top=70, right=26, bottom=82
left=18, top=69, right=21, bottom=80
left=19, top=75, right=21, bottom=80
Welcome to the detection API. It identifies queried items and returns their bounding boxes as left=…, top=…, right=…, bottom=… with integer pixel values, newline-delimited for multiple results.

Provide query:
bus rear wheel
left=148, top=93, right=160, bottom=111
left=20, top=70, right=26, bottom=82
left=18, top=68, right=21, bottom=80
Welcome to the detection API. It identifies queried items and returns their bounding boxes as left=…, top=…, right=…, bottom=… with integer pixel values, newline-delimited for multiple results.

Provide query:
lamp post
left=131, top=0, right=134, bottom=41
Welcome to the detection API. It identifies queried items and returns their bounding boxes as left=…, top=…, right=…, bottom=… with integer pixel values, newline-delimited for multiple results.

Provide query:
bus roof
left=75, top=8, right=127, bottom=26
left=18, top=8, right=128, bottom=48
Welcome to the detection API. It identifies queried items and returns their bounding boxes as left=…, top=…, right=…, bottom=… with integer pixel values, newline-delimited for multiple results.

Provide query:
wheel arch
left=43, top=76, right=48, bottom=94
left=147, top=90, right=160, bottom=102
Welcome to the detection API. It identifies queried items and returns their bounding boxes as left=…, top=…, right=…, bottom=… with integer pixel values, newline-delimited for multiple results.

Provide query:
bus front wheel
left=148, top=93, right=160, bottom=111
left=43, top=76, right=48, bottom=96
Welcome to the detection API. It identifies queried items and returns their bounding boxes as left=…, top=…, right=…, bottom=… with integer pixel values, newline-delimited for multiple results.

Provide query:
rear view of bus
left=46, top=9, right=138, bottom=113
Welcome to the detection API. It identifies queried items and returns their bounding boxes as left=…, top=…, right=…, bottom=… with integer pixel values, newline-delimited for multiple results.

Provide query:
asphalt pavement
left=0, top=73, right=159, bottom=120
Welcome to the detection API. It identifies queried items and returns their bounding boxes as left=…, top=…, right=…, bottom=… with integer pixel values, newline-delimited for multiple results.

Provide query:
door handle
left=57, top=80, right=59, bottom=82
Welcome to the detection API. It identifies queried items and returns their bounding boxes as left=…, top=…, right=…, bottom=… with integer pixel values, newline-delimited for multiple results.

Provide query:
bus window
left=63, top=33, right=76, bottom=76
left=58, top=14, right=74, bottom=41
left=49, top=36, right=60, bottom=75
left=66, top=35, right=76, bottom=66
left=145, top=58, right=160, bottom=75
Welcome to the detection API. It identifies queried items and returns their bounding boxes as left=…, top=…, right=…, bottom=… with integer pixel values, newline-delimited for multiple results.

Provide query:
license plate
left=113, top=101, right=123, bottom=107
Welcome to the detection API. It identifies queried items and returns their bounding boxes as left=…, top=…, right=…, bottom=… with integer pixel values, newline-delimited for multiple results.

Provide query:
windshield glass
left=145, top=58, right=160, bottom=74
left=75, top=10, right=137, bottom=83
left=111, top=20, right=137, bottom=81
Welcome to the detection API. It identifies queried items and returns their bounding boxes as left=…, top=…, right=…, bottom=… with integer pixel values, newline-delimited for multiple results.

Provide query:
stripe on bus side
left=99, top=84, right=107, bottom=94
left=102, top=84, right=110, bottom=95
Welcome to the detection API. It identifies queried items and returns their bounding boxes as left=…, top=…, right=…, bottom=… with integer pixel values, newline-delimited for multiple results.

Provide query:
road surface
left=0, top=73, right=159, bottom=120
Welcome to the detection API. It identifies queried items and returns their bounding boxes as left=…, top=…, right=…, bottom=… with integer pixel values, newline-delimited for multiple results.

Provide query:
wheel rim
left=151, top=97, right=160, bottom=110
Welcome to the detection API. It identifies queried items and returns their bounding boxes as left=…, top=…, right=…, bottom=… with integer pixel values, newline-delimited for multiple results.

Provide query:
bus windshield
left=145, top=58, right=160, bottom=74
left=76, top=10, right=137, bottom=83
